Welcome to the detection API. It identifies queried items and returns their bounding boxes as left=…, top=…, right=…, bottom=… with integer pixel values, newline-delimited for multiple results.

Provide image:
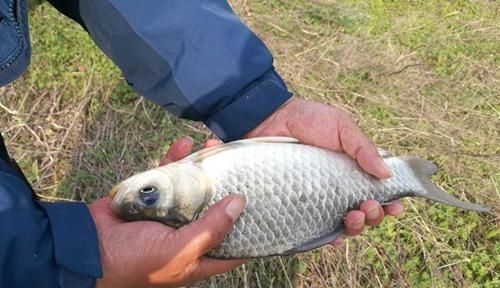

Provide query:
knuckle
left=206, top=216, right=232, bottom=245
left=206, top=226, right=225, bottom=247
left=219, top=210, right=234, bottom=227
left=183, top=260, right=201, bottom=280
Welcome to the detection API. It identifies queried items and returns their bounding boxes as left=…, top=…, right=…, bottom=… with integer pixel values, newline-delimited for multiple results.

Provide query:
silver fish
left=109, top=137, right=490, bottom=259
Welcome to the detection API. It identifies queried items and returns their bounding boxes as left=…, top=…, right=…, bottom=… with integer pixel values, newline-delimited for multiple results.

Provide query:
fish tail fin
left=403, top=157, right=491, bottom=213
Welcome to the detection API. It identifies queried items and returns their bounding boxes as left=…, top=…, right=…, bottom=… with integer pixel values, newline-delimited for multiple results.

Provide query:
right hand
left=244, top=97, right=403, bottom=244
left=90, top=139, right=245, bottom=288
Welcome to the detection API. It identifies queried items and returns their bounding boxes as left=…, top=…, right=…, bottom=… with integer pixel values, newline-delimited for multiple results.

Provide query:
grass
left=1, top=0, right=499, bottom=287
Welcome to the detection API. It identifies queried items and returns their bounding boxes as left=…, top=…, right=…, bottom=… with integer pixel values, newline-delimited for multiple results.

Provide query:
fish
left=109, top=137, right=490, bottom=259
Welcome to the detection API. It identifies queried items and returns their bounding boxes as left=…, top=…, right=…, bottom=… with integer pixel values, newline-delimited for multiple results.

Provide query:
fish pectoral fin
left=181, top=137, right=300, bottom=164
left=283, top=226, right=344, bottom=255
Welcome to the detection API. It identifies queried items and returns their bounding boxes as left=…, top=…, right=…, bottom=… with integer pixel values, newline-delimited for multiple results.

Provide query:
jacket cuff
left=204, top=70, right=292, bottom=142
left=59, top=267, right=97, bottom=288
left=39, top=202, right=102, bottom=280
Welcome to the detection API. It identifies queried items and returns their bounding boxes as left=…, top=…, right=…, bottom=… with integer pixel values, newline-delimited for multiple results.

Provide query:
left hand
left=246, top=96, right=404, bottom=245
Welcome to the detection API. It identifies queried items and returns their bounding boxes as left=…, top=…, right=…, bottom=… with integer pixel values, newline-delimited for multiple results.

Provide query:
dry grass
left=1, top=1, right=498, bottom=287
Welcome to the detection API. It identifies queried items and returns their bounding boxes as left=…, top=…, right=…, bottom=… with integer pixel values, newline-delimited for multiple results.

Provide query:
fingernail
left=180, top=136, right=193, bottom=145
left=392, top=204, right=404, bottom=215
left=352, top=218, right=364, bottom=229
left=177, top=137, right=192, bottom=150
left=377, top=159, right=392, bottom=179
left=366, top=206, right=379, bottom=220
left=225, top=195, right=246, bottom=222
left=207, top=139, right=222, bottom=145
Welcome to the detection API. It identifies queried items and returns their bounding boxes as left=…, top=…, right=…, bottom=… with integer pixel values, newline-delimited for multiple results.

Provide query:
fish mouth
left=109, top=183, right=128, bottom=216
left=109, top=184, right=121, bottom=198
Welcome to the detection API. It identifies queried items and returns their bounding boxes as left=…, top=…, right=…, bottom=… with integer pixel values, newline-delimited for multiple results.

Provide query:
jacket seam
left=102, top=0, right=205, bottom=118
left=0, top=0, right=24, bottom=71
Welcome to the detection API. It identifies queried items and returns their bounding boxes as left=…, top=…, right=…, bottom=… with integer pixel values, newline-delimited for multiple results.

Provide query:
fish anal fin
left=283, top=227, right=344, bottom=255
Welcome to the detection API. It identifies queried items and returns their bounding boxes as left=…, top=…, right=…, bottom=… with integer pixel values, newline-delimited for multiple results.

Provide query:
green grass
left=1, top=1, right=498, bottom=287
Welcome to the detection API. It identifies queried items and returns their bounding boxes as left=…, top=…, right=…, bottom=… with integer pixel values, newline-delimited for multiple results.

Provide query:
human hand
left=90, top=146, right=246, bottom=288
left=245, top=96, right=404, bottom=245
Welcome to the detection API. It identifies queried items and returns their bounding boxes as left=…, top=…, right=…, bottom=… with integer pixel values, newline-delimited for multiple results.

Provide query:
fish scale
left=110, top=137, right=490, bottom=259
left=198, top=142, right=400, bottom=258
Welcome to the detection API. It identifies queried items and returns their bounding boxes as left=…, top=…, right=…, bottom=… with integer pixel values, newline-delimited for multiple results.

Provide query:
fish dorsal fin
left=233, top=136, right=300, bottom=144
left=181, top=137, right=300, bottom=164
left=283, top=226, right=344, bottom=255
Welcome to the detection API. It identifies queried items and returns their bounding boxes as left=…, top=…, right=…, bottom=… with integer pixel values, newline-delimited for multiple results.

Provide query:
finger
left=359, top=200, right=385, bottom=226
left=338, top=117, right=391, bottom=179
left=174, top=195, right=246, bottom=264
left=344, top=210, right=365, bottom=236
left=186, top=257, right=246, bottom=283
left=356, top=147, right=392, bottom=179
left=204, top=139, right=221, bottom=148
left=383, top=200, right=404, bottom=216
left=160, top=137, right=193, bottom=166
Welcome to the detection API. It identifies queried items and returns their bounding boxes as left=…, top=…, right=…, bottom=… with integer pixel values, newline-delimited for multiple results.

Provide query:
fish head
left=110, top=168, right=180, bottom=224
left=110, top=163, right=213, bottom=227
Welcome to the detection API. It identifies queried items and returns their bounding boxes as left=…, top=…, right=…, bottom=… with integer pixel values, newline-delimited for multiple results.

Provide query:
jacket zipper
left=0, top=0, right=24, bottom=72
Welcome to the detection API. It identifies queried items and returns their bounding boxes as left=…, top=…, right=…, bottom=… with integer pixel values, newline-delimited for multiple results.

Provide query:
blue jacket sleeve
left=49, top=0, right=292, bottom=141
left=0, top=160, right=102, bottom=288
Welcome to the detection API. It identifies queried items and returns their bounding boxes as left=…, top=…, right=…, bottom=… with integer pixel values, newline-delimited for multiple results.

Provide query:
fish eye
left=140, top=186, right=157, bottom=194
left=139, top=186, right=159, bottom=206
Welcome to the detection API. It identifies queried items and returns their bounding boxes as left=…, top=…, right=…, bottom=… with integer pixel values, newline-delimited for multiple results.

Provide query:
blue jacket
left=0, top=0, right=292, bottom=287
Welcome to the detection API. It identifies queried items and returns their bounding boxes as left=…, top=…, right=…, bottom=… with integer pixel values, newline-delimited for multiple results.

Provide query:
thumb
left=337, top=116, right=391, bottom=179
left=174, top=195, right=246, bottom=262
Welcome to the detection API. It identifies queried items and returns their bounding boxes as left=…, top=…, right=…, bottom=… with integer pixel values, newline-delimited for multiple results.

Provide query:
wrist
left=244, top=95, right=300, bottom=138
left=204, top=70, right=292, bottom=142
